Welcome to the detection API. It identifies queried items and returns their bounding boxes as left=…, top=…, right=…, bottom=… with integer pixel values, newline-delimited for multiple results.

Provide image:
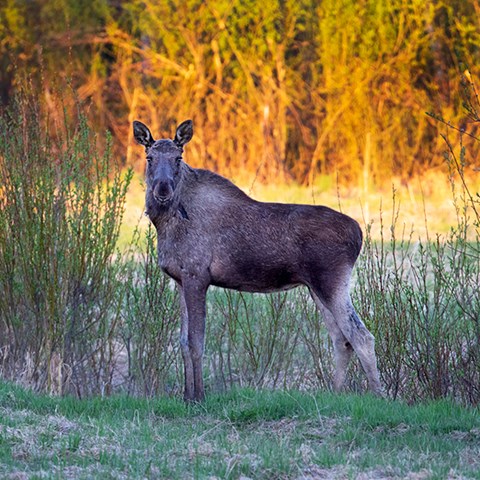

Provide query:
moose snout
left=153, top=179, right=175, bottom=203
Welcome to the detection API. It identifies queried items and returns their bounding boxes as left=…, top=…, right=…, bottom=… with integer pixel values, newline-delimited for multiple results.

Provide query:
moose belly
left=209, top=258, right=301, bottom=293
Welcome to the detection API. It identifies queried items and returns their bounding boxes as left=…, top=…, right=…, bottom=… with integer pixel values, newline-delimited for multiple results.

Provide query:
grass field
left=1, top=381, right=479, bottom=479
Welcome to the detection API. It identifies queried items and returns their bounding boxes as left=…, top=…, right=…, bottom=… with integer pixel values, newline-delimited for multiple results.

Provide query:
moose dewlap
left=133, top=119, right=382, bottom=402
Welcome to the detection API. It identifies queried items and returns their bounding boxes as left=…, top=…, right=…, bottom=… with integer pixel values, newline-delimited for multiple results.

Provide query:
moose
left=133, top=119, right=382, bottom=402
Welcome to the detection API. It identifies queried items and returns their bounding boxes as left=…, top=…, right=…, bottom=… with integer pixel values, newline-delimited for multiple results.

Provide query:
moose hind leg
left=310, top=272, right=382, bottom=395
left=310, top=290, right=354, bottom=392
left=331, top=297, right=382, bottom=395
left=348, top=306, right=382, bottom=394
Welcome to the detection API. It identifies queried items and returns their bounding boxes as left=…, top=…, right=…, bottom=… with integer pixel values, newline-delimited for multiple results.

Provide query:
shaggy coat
left=134, top=120, right=382, bottom=401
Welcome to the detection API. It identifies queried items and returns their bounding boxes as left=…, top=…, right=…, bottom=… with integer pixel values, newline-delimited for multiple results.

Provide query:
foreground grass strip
left=0, top=382, right=479, bottom=479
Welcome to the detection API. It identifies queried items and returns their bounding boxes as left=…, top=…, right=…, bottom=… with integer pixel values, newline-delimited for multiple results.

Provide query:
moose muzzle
left=153, top=178, right=175, bottom=204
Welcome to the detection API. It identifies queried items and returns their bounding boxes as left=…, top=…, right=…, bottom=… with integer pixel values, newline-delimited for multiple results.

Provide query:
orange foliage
left=1, top=0, right=479, bottom=185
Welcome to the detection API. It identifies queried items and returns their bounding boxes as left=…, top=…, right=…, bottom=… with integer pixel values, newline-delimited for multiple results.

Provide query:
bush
left=120, top=225, right=180, bottom=397
left=0, top=97, right=132, bottom=396
left=354, top=186, right=480, bottom=404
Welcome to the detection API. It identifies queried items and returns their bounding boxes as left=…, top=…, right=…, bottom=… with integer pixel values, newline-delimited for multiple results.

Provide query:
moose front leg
left=178, top=286, right=195, bottom=401
left=182, top=280, right=208, bottom=402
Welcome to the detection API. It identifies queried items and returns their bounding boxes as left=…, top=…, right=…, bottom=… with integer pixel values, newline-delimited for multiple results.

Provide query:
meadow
left=0, top=104, right=479, bottom=480
left=1, top=381, right=479, bottom=479
left=2, top=3, right=480, bottom=477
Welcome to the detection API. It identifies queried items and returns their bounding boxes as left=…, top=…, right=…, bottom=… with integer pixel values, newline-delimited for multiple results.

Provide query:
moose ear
left=133, top=121, right=155, bottom=149
left=174, top=120, right=193, bottom=147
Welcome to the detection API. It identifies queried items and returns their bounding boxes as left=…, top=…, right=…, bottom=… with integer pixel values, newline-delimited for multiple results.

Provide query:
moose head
left=133, top=120, right=193, bottom=206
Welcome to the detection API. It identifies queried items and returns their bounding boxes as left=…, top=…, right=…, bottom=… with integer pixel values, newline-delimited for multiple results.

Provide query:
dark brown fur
left=134, top=120, right=382, bottom=401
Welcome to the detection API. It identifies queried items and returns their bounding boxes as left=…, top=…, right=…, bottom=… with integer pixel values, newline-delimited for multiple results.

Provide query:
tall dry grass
left=3, top=0, right=480, bottom=183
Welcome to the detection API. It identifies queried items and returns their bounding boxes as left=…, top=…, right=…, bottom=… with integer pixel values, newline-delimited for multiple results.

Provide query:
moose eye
left=176, top=156, right=183, bottom=163
left=146, top=156, right=153, bottom=164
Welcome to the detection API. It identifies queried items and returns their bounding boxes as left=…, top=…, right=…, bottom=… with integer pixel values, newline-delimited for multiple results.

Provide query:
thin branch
left=426, top=112, right=480, bottom=142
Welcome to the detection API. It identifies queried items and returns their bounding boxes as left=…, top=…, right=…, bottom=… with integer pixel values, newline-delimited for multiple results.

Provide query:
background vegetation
left=1, top=0, right=479, bottom=182
left=0, top=1, right=479, bottom=409
left=0, top=93, right=478, bottom=405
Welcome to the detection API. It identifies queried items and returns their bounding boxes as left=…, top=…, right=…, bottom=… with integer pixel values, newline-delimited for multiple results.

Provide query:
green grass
left=1, top=381, right=479, bottom=479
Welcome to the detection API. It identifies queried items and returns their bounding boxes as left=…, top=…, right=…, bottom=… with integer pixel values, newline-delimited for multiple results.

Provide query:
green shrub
left=0, top=96, right=132, bottom=396
left=120, top=224, right=180, bottom=397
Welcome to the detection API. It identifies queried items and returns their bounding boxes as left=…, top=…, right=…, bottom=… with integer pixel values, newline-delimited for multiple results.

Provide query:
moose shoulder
left=134, top=119, right=382, bottom=402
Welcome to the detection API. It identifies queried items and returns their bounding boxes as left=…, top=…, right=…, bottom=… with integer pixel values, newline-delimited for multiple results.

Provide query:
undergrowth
left=0, top=88, right=479, bottom=405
